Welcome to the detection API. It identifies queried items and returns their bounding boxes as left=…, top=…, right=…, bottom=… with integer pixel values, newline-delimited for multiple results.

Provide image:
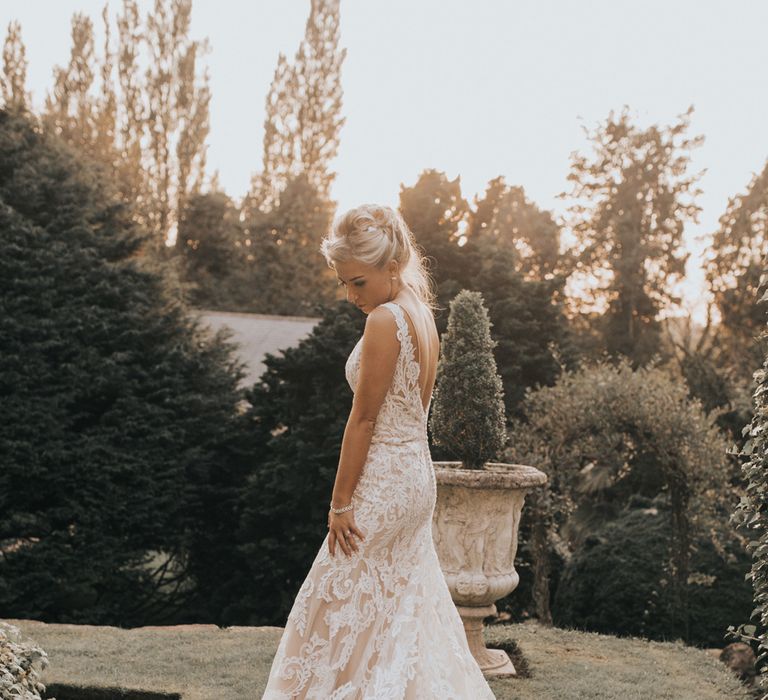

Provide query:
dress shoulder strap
left=381, top=301, right=410, bottom=344
left=380, top=302, right=420, bottom=391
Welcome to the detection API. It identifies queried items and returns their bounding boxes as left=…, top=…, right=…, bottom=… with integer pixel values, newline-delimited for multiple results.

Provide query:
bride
left=261, top=204, right=496, bottom=699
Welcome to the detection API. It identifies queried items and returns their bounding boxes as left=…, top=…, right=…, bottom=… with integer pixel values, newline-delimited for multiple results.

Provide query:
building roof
left=192, top=309, right=321, bottom=388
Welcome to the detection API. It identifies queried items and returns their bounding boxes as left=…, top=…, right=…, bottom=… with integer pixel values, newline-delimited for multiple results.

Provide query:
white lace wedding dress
left=261, top=301, right=496, bottom=699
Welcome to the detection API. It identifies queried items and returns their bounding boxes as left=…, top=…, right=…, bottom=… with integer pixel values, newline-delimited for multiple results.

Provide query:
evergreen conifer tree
left=0, top=108, right=248, bottom=626
left=429, top=290, right=507, bottom=469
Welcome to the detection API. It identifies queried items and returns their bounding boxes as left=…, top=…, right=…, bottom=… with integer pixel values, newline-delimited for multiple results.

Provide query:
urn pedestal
left=431, top=461, right=547, bottom=677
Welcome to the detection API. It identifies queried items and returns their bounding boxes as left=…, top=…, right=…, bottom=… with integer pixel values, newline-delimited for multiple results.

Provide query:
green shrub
left=506, top=357, right=734, bottom=639
left=552, top=494, right=753, bottom=647
left=429, top=289, right=507, bottom=468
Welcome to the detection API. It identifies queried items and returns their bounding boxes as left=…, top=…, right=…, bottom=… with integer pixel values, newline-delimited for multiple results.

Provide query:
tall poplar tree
left=242, top=0, right=345, bottom=314
left=1, top=21, right=29, bottom=110
left=42, top=9, right=117, bottom=172
left=43, top=14, right=101, bottom=153
left=144, top=0, right=211, bottom=252
left=115, top=0, right=147, bottom=219
left=95, top=5, right=118, bottom=174
left=41, top=0, right=211, bottom=252
left=561, top=106, right=703, bottom=366
left=245, top=0, right=346, bottom=214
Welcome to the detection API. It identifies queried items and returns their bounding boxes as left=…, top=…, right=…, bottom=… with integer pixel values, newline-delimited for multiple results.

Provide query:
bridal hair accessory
left=365, top=223, right=395, bottom=243
left=329, top=501, right=354, bottom=514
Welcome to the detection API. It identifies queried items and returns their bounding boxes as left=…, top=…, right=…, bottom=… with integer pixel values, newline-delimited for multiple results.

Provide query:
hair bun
left=320, top=203, right=435, bottom=310
left=384, top=218, right=400, bottom=245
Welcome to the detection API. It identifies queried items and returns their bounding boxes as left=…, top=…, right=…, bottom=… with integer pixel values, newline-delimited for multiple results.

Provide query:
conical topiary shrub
left=429, top=289, right=507, bottom=469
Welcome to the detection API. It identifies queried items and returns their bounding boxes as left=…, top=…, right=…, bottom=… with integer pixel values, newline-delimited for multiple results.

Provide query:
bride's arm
left=330, top=306, right=399, bottom=509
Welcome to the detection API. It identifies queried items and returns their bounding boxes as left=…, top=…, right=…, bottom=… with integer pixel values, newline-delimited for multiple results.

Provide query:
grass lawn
left=6, top=617, right=751, bottom=699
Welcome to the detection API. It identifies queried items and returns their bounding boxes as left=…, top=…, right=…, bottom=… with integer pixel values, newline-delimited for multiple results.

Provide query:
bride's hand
left=327, top=509, right=365, bottom=558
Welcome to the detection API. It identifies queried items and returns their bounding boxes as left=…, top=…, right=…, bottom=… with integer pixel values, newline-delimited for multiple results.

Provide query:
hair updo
left=320, top=203, right=437, bottom=311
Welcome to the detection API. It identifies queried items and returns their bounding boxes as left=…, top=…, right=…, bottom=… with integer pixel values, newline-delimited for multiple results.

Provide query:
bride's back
left=391, top=290, right=440, bottom=414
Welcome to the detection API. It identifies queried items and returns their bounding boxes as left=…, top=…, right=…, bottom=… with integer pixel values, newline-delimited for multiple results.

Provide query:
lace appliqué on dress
left=262, top=301, right=495, bottom=699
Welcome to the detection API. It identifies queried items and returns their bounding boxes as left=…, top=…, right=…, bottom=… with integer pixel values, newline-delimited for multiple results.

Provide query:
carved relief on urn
left=433, top=484, right=523, bottom=606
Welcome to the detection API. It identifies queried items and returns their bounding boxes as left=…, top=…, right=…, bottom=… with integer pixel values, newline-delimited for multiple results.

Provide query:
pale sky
left=5, top=0, right=768, bottom=323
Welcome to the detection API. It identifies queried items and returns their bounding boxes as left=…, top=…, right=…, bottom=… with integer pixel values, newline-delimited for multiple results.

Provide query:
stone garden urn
left=426, top=289, right=550, bottom=676
left=432, top=460, right=547, bottom=677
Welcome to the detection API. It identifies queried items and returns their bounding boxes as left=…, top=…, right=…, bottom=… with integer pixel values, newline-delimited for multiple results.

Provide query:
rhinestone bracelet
left=329, top=501, right=354, bottom=514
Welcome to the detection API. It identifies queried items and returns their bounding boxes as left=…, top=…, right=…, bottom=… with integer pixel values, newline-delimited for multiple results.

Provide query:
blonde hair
left=320, top=203, right=437, bottom=311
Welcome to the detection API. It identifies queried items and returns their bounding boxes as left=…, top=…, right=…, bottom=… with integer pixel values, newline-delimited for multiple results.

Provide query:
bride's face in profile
left=335, top=259, right=397, bottom=314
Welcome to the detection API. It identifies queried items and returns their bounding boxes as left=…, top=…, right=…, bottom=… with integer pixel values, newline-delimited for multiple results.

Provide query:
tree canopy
left=0, top=108, right=248, bottom=626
